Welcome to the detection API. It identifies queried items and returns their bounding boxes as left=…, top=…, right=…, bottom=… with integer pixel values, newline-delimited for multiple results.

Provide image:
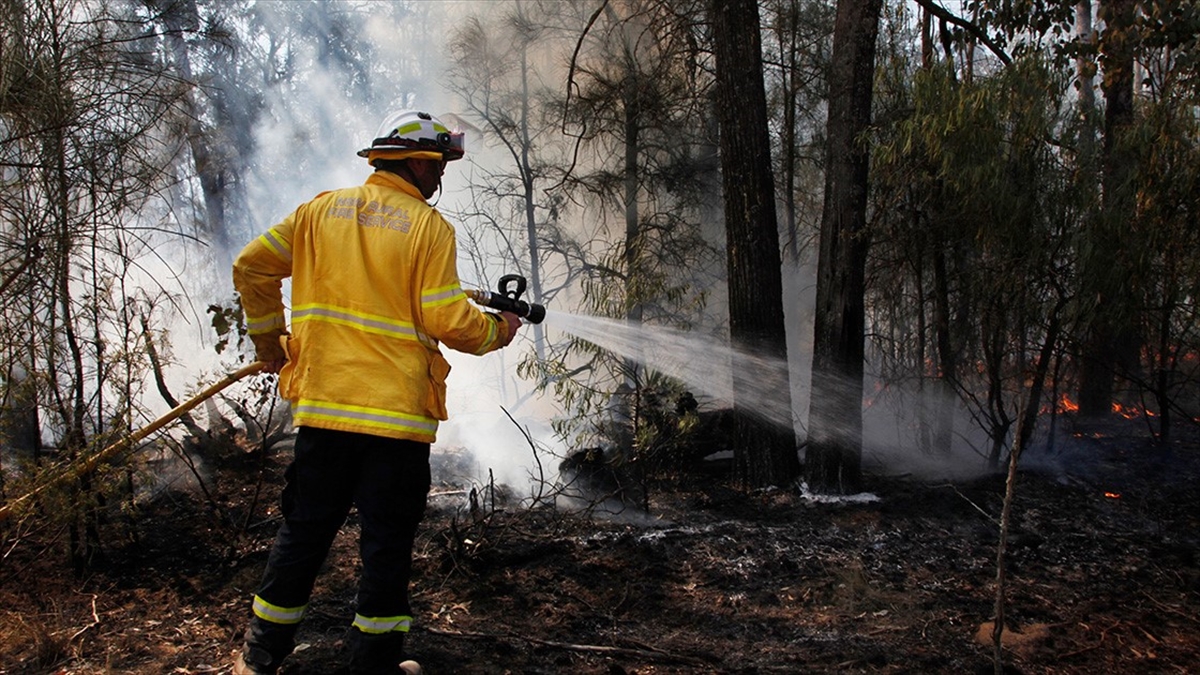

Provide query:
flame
left=1053, top=395, right=1159, bottom=419
left=1059, top=394, right=1080, bottom=414
left=1104, top=492, right=1121, bottom=499
left=1111, top=401, right=1156, bottom=419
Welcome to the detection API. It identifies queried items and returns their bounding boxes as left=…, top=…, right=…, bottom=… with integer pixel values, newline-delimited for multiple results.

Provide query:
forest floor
left=2, top=415, right=1199, bottom=675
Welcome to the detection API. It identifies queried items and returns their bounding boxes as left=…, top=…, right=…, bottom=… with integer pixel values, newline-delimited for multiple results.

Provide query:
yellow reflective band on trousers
left=353, top=613, right=413, bottom=634
left=252, top=595, right=306, bottom=625
left=293, top=399, right=439, bottom=436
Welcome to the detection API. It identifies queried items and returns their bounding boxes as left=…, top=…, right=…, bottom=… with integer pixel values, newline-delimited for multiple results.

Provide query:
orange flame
left=1059, top=394, right=1080, bottom=414
left=1053, top=395, right=1159, bottom=419
left=1111, top=401, right=1156, bottom=419
left=1104, top=492, right=1121, bottom=499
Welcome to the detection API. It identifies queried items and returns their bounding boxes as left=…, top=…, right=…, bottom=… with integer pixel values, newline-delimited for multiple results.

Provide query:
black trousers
left=243, top=426, right=431, bottom=669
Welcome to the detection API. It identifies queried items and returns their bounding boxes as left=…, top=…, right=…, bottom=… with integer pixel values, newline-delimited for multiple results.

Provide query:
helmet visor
left=442, top=130, right=465, bottom=160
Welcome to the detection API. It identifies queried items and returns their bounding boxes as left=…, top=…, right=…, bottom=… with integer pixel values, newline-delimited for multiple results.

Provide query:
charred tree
left=806, top=0, right=882, bottom=494
left=710, top=0, right=799, bottom=488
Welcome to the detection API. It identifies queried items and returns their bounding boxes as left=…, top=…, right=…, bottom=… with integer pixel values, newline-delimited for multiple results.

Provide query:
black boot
left=347, top=629, right=410, bottom=675
left=237, top=617, right=297, bottom=674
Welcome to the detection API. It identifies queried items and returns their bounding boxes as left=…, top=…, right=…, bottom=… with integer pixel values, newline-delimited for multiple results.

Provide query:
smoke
left=858, top=377, right=994, bottom=480
left=183, top=1, right=565, bottom=493
left=437, top=348, right=566, bottom=496
left=147, top=0, right=995, bottom=497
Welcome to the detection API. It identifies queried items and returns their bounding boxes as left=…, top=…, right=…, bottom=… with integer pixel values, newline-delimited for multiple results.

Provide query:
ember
left=1104, top=491, right=1122, bottom=499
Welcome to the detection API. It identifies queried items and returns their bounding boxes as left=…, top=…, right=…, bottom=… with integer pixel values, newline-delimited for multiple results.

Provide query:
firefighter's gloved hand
left=249, top=330, right=287, bottom=371
left=497, top=311, right=521, bottom=347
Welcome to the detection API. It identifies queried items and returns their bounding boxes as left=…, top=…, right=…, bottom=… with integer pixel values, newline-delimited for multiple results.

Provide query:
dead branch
left=67, top=594, right=100, bottom=642
left=420, top=626, right=715, bottom=667
left=937, top=482, right=999, bottom=525
left=501, top=404, right=549, bottom=508
left=141, top=313, right=205, bottom=439
left=1141, top=592, right=1199, bottom=623
left=0, top=244, right=42, bottom=298
left=909, top=0, right=1012, bottom=66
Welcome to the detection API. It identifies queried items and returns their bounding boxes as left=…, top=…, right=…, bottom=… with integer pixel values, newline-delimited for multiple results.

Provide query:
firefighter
left=231, top=110, right=522, bottom=675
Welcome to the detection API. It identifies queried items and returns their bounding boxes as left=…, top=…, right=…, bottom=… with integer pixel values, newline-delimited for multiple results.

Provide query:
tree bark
left=806, top=0, right=882, bottom=494
left=710, top=0, right=799, bottom=488
left=1078, top=0, right=1137, bottom=419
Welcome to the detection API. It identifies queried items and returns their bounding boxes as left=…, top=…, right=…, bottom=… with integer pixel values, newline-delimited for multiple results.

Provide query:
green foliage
left=207, top=301, right=247, bottom=355
left=493, top=0, right=722, bottom=460
left=869, top=53, right=1081, bottom=461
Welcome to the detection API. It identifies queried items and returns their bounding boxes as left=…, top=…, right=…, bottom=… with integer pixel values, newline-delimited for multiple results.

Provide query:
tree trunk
left=1078, top=0, right=1137, bottom=418
left=920, top=17, right=956, bottom=458
left=931, top=245, right=955, bottom=455
left=710, top=0, right=799, bottom=488
left=623, top=71, right=643, bottom=328
left=778, top=0, right=801, bottom=261
left=151, top=0, right=244, bottom=259
left=806, top=0, right=882, bottom=494
left=518, top=42, right=546, bottom=360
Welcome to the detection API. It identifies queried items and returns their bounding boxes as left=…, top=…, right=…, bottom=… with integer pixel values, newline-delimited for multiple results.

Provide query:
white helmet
left=357, top=110, right=465, bottom=164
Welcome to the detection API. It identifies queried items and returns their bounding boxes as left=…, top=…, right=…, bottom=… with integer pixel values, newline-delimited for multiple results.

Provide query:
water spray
left=466, top=274, right=546, bottom=324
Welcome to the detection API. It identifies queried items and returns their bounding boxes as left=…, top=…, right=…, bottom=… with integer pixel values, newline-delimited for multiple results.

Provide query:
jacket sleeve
left=418, top=217, right=506, bottom=355
left=232, top=214, right=296, bottom=362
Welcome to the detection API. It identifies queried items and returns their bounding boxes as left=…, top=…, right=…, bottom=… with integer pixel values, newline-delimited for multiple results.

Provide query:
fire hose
left=0, top=360, right=266, bottom=524
left=466, top=274, right=546, bottom=324
left=0, top=276, right=544, bottom=525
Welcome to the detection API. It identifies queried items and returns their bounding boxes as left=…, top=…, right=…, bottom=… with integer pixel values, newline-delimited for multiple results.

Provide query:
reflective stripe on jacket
left=232, top=170, right=506, bottom=442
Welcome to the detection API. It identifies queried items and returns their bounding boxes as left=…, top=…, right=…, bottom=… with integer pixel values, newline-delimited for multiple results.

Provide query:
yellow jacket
left=232, top=170, right=506, bottom=443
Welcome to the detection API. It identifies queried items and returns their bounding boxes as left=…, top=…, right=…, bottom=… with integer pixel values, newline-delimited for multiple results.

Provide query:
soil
left=2, top=417, right=1199, bottom=675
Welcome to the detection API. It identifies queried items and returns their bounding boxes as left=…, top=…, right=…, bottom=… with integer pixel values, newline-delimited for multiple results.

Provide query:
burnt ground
left=2, top=418, right=1199, bottom=675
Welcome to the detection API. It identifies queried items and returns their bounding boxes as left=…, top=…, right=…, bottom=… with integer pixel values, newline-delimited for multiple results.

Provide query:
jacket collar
left=367, top=170, right=424, bottom=201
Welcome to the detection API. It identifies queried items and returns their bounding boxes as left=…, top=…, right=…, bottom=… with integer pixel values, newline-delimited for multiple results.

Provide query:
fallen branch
left=1140, top=592, right=1197, bottom=623
left=420, top=626, right=716, bottom=667
left=937, top=482, right=999, bottom=525
left=429, top=489, right=470, bottom=498
left=68, top=593, right=101, bottom=642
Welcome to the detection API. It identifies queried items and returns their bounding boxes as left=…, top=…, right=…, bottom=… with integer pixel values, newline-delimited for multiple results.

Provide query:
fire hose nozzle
left=467, top=274, right=546, bottom=324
